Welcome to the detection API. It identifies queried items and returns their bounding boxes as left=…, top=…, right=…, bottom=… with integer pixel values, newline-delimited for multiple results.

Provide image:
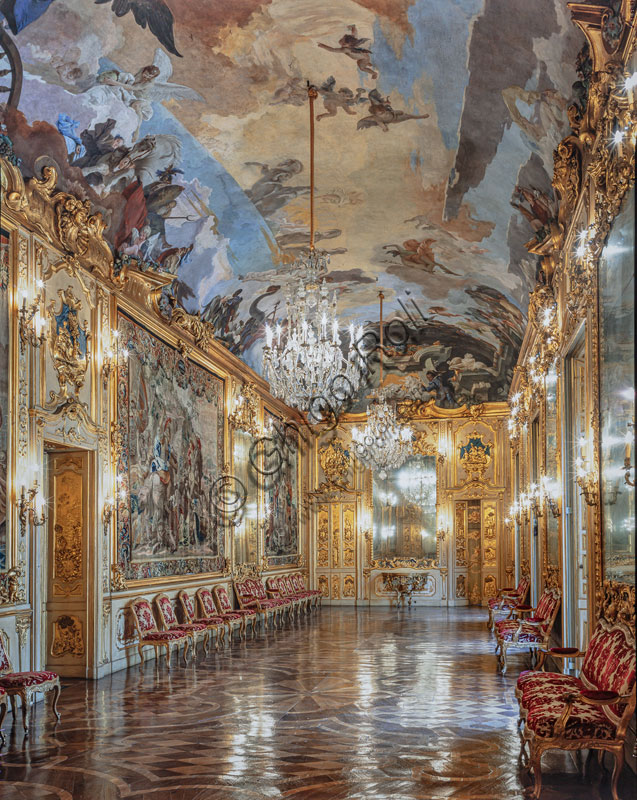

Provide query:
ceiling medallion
left=263, top=84, right=366, bottom=419
left=352, top=292, right=413, bottom=479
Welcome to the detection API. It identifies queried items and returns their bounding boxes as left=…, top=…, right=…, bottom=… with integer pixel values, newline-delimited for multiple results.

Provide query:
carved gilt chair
left=515, top=614, right=636, bottom=800
left=291, top=572, right=321, bottom=608
left=283, top=574, right=313, bottom=613
left=130, top=597, right=190, bottom=669
left=266, top=576, right=303, bottom=617
left=178, top=590, right=226, bottom=649
left=494, top=587, right=561, bottom=674
left=250, top=577, right=291, bottom=623
left=487, top=574, right=530, bottom=630
left=196, top=587, right=245, bottom=642
left=0, top=629, right=61, bottom=735
left=212, top=585, right=257, bottom=638
left=155, top=593, right=209, bottom=655
left=234, top=578, right=284, bottom=629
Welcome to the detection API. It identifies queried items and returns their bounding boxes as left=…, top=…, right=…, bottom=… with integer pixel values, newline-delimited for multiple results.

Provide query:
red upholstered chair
left=155, top=593, right=209, bottom=655
left=196, top=587, right=245, bottom=642
left=494, top=587, right=561, bottom=674
left=487, top=575, right=530, bottom=630
left=266, top=576, right=303, bottom=617
left=291, top=572, right=321, bottom=608
left=514, top=617, right=636, bottom=800
left=234, top=578, right=284, bottom=629
left=0, top=630, right=61, bottom=735
left=130, top=597, right=190, bottom=669
left=0, top=688, right=7, bottom=745
left=251, top=577, right=291, bottom=624
left=212, top=585, right=257, bottom=638
left=178, top=590, right=226, bottom=649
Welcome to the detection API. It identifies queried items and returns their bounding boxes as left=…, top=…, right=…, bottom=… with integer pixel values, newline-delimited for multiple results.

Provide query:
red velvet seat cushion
left=174, top=622, right=207, bottom=633
left=0, top=670, right=58, bottom=688
left=550, top=647, right=580, bottom=655
left=223, top=608, right=254, bottom=617
left=526, top=696, right=617, bottom=741
left=217, top=612, right=244, bottom=621
left=141, top=630, right=186, bottom=642
left=195, top=616, right=226, bottom=625
left=498, top=623, right=545, bottom=643
left=517, top=672, right=583, bottom=709
left=259, top=599, right=285, bottom=609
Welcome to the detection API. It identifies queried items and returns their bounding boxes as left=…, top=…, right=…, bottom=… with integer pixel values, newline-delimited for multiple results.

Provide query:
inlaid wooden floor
left=0, top=607, right=634, bottom=799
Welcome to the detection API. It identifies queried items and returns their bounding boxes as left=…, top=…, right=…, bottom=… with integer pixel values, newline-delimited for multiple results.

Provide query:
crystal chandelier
left=263, top=85, right=367, bottom=418
left=351, top=292, right=413, bottom=479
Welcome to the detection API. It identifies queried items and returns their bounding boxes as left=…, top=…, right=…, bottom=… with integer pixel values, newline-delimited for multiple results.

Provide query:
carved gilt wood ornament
left=319, top=439, right=351, bottom=489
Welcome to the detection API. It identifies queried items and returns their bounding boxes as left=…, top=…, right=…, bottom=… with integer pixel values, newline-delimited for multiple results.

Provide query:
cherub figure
left=316, top=76, right=367, bottom=120
left=318, top=25, right=378, bottom=79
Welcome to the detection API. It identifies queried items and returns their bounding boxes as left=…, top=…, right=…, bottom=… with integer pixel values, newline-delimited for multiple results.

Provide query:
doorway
left=43, top=446, right=93, bottom=677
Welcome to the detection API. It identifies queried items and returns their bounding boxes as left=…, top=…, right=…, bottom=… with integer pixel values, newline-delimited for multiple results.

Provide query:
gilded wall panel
left=318, top=574, right=329, bottom=598
left=317, top=505, right=329, bottom=567
left=52, top=457, right=84, bottom=597
left=331, top=510, right=340, bottom=568
left=343, top=574, right=355, bottom=597
left=455, top=501, right=467, bottom=567
left=343, top=504, right=355, bottom=567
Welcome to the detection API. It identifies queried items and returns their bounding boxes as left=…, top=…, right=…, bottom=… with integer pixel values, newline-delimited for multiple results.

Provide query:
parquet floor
left=0, top=607, right=634, bottom=799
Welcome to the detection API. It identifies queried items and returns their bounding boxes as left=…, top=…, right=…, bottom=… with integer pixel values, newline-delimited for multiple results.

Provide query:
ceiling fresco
left=0, top=0, right=585, bottom=407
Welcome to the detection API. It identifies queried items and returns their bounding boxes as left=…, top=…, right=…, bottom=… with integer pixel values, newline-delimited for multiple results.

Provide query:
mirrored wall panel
left=232, top=429, right=259, bottom=565
left=599, top=190, right=635, bottom=586
left=373, top=455, right=437, bottom=562
left=544, top=368, right=560, bottom=565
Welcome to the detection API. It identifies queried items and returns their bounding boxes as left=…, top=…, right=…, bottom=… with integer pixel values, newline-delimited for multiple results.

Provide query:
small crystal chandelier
left=351, top=292, right=413, bottom=479
left=263, top=84, right=366, bottom=417
left=397, top=461, right=436, bottom=507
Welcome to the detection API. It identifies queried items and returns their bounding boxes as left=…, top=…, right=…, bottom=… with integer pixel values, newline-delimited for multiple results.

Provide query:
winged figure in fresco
left=318, top=25, right=378, bottom=79
left=383, top=239, right=459, bottom=275
left=95, top=0, right=182, bottom=57
left=316, top=77, right=367, bottom=120
left=245, top=159, right=310, bottom=219
left=85, top=48, right=202, bottom=141
left=357, top=89, right=429, bottom=132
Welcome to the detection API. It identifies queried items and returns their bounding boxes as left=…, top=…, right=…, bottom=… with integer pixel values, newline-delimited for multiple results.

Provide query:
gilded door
left=46, top=450, right=91, bottom=676
left=316, top=502, right=357, bottom=601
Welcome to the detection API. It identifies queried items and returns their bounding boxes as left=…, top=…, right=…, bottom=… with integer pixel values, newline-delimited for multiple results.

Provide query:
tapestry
left=0, top=229, right=9, bottom=570
left=263, top=411, right=299, bottom=565
left=116, top=311, right=224, bottom=580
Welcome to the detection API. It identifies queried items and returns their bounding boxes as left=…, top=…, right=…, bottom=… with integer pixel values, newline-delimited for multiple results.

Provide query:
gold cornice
left=339, top=401, right=509, bottom=425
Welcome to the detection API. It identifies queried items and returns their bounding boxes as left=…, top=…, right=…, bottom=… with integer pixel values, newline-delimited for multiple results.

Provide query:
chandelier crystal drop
left=351, top=399, right=413, bottom=480
left=262, top=84, right=367, bottom=417
left=397, top=461, right=436, bottom=507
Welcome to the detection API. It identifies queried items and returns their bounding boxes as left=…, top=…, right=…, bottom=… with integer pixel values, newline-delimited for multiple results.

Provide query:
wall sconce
left=102, top=496, right=115, bottom=528
left=229, top=381, right=260, bottom=436
left=575, top=435, right=598, bottom=506
left=529, top=483, right=544, bottom=519
left=102, top=330, right=129, bottom=387
left=18, top=481, right=46, bottom=535
left=624, top=423, right=635, bottom=488
left=518, top=492, right=531, bottom=522
left=540, top=476, right=561, bottom=518
left=18, top=283, right=47, bottom=348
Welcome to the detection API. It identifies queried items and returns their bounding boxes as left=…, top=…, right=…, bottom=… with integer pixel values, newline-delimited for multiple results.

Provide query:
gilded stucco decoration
left=319, top=439, right=351, bottom=489
left=342, top=505, right=355, bottom=568
left=51, top=614, right=84, bottom=658
left=459, top=436, right=493, bottom=484
left=0, top=565, right=25, bottom=604
left=455, top=574, right=466, bottom=598
left=228, top=380, right=260, bottom=437
left=317, top=506, right=329, bottom=568
left=47, top=287, right=90, bottom=396
left=343, top=575, right=355, bottom=598
left=455, top=501, right=467, bottom=567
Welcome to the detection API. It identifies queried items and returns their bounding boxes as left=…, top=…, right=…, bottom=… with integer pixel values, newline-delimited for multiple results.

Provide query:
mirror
left=232, top=429, right=259, bottom=565
left=544, top=367, right=560, bottom=565
left=599, top=190, right=635, bottom=585
left=373, top=455, right=437, bottom=562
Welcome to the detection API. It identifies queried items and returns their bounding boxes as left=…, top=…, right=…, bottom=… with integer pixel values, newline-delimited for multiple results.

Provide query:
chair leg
left=137, top=643, right=145, bottom=665
left=610, top=747, right=624, bottom=800
left=529, top=745, right=543, bottom=799
left=487, top=608, right=493, bottom=630
left=20, top=690, right=29, bottom=735
left=0, top=699, right=6, bottom=746
left=183, top=638, right=190, bottom=665
left=597, top=749, right=607, bottom=772
left=165, top=643, right=171, bottom=669
left=501, top=644, right=509, bottom=674
left=203, top=631, right=210, bottom=655
left=51, top=680, right=61, bottom=720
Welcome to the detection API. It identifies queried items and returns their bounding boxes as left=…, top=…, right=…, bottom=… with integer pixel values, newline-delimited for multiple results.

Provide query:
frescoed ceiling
left=0, top=0, right=585, bottom=406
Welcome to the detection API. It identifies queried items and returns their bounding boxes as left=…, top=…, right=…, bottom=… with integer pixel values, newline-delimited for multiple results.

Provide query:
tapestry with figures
left=116, top=311, right=225, bottom=580
left=263, top=410, right=299, bottom=565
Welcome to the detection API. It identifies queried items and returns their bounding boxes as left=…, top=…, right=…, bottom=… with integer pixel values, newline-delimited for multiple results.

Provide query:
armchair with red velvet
left=494, top=587, right=561, bottom=674
left=514, top=617, right=636, bottom=800
left=250, top=577, right=292, bottom=622
left=0, top=629, right=61, bottom=735
left=178, top=589, right=226, bottom=648
left=234, top=578, right=287, bottom=629
left=266, top=576, right=306, bottom=617
left=212, top=585, right=257, bottom=638
left=290, top=572, right=321, bottom=608
left=130, top=597, right=190, bottom=668
left=154, top=592, right=210, bottom=656
left=487, top=574, right=530, bottom=630
left=196, top=587, right=246, bottom=642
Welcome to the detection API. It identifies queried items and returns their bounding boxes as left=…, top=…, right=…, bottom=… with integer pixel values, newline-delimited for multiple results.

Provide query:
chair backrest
left=535, top=587, right=560, bottom=623
left=131, top=597, right=158, bottom=635
left=0, top=630, right=12, bottom=674
left=517, top=575, right=530, bottom=600
left=155, top=594, right=178, bottom=628
left=179, top=590, right=196, bottom=622
left=283, top=576, right=296, bottom=595
left=213, top=585, right=232, bottom=613
left=291, top=573, right=303, bottom=591
left=265, top=576, right=280, bottom=594
left=251, top=578, right=267, bottom=600
left=296, top=573, right=308, bottom=591
left=234, top=580, right=254, bottom=603
left=581, top=618, right=636, bottom=725
left=196, top=588, right=217, bottom=618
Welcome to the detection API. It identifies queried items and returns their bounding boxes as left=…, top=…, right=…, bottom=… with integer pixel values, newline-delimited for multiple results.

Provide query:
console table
left=381, top=572, right=429, bottom=607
